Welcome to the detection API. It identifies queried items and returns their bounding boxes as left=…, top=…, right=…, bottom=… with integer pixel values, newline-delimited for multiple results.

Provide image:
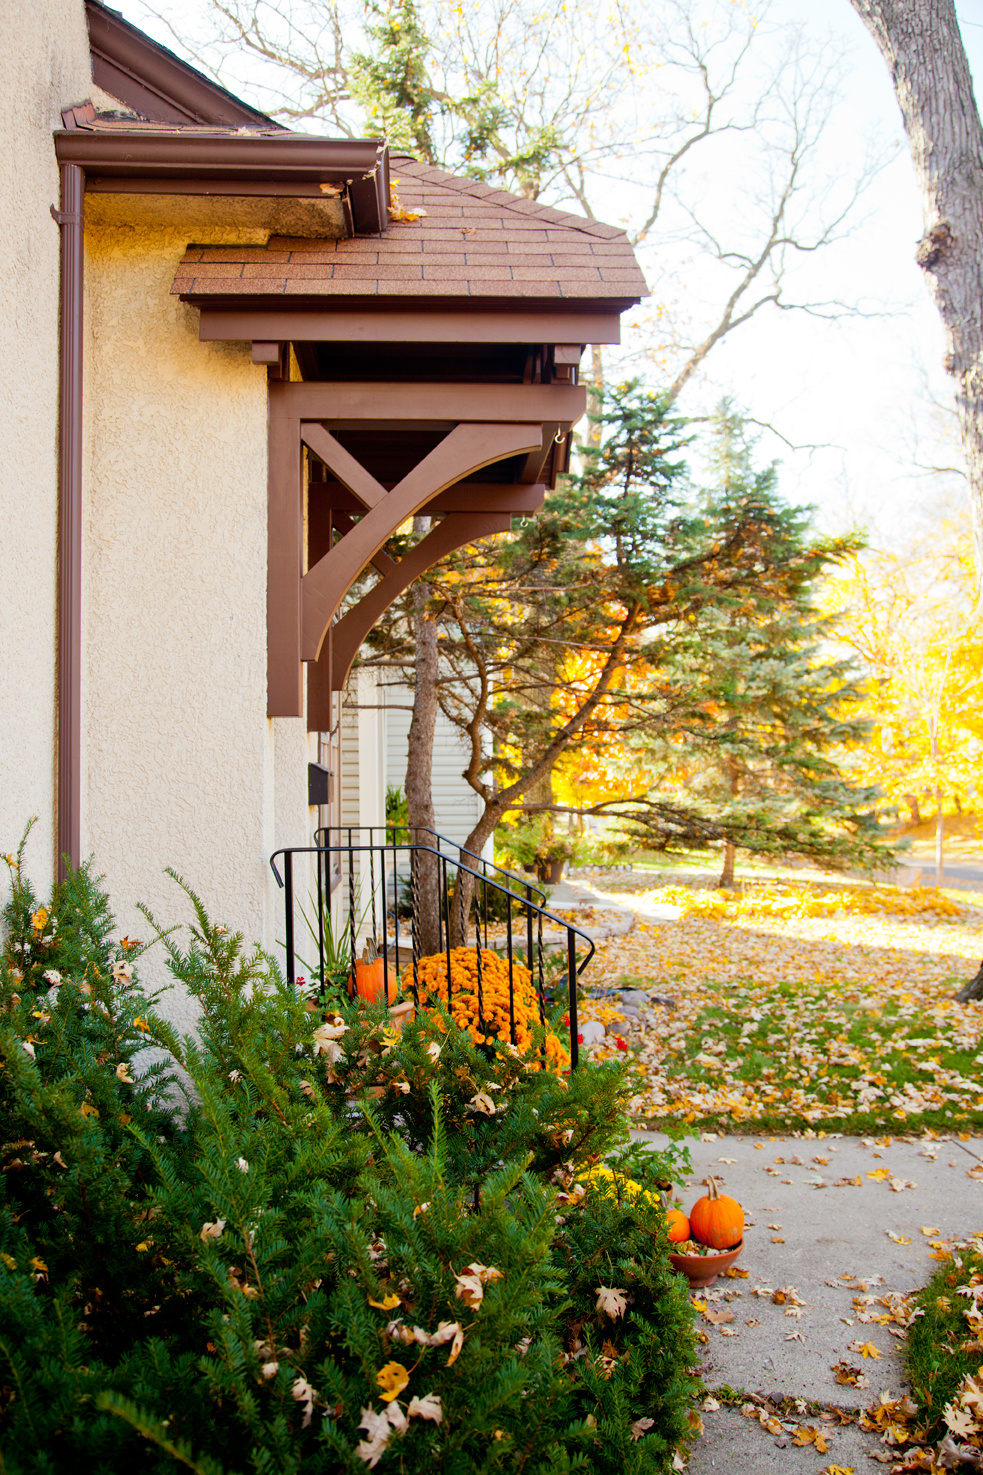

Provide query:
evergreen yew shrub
left=0, top=837, right=697, bottom=1474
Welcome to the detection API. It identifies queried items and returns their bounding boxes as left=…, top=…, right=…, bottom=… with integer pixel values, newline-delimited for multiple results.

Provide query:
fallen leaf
left=596, top=1285, right=628, bottom=1319
left=886, top=1232, right=911, bottom=1245
left=292, top=1376, right=317, bottom=1428
left=376, top=1363, right=409, bottom=1403
left=407, top=1394, right=442, bottom=1423
left=793, top=1426, right=829, bottom=1454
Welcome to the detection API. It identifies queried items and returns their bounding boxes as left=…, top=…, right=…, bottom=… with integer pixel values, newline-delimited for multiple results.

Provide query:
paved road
left=897, top=856, right=983, bottom=889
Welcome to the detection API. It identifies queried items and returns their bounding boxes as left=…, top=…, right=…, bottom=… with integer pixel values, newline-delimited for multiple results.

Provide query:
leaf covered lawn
left=581, top=881, right=983, bottom=1134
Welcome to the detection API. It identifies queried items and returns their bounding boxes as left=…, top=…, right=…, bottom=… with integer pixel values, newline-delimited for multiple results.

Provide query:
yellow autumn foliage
left=655, top=882, right=967, bottom=921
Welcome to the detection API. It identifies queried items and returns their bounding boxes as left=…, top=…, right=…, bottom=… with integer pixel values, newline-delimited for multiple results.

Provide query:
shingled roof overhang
left=86, top=0, right=278, bottom=128
left=54, top=128, right=390, bottom=236
left=175, top=155, right=648, bottom=347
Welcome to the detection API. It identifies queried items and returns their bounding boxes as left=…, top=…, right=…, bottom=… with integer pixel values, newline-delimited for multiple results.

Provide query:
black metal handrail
left=314, top=823, right=549, bottom=908
left=270, top=839, right=594, bottom=1068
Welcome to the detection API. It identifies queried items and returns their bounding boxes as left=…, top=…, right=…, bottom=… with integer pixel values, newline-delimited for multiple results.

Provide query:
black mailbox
left=308, top=762, right=333, bottom=806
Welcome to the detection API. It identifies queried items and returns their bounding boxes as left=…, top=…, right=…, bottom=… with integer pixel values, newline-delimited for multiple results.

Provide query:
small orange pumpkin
left=665, top=1207, right=690, bottom=1244
left=348, top=942, right=397, bottom=1005
left=688, top=1177, right=743, bottom=1250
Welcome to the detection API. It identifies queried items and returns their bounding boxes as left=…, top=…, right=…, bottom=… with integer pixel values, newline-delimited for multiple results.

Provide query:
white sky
left=121, top=0, right=983, bottom=548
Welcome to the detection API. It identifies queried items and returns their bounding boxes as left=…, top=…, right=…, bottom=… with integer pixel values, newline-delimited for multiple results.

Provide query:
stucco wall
left=0, top=0, right=91, bottom=889
left=83, top=211, right=309, bottom=1026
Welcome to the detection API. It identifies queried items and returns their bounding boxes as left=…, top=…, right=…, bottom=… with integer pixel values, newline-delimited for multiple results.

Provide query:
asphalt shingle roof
left=172, top=155, right=648, bottom=305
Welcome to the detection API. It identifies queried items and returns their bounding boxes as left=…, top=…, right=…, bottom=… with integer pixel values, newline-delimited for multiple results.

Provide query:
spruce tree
left=624, top=406, right=888, bottom=882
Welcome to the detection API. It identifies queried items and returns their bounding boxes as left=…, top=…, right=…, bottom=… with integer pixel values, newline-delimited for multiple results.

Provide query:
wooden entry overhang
left=268, top=379, right=586, bottom=720
left=173, top=151, right=647, bottom=729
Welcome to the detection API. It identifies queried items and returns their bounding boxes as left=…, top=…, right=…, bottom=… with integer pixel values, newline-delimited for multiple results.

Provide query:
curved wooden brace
left=301, top=421, right=540, bottom=661
left=330, top=511, right=513, bottom=693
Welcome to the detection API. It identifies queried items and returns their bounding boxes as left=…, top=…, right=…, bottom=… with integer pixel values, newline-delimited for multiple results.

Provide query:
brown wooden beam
left=307, top=481, right=547, bottom=513
left=329, top=510, right=397, bottom=575
left=271, top=381, right=586, bottom=425
left=320, top=512, right=512, bottom=713
left=199, top=309, right=623, bottom=346
left=301, top=422, right=540, bottom=661
left=268, top=412, right=304, bottom=716
left=517, top=423, right=560, bottom=485
left=300, top=423, right=386, bottom=509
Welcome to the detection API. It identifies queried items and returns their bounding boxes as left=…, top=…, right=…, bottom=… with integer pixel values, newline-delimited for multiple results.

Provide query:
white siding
left=384, top=682, right=484, bottom=850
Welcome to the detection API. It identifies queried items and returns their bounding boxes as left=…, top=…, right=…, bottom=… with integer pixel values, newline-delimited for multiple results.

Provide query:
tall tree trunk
left=587, top=345, right=604, bottom=448
left=903, top=792, right=922, bottom=826
left=847, top=0, right=983, bottom=589
left=405, top=517, right=441, bottom=955
left=718, top=759, right=741, bottom=887
left=452, top=801, right=508, bottom=947
left=934, top=784, right=944, bottom=882
left=957, top=958, right=983, bottom=1001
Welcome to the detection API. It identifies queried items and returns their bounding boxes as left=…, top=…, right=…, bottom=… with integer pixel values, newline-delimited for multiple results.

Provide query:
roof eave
left=54, top=129, right=391, bottom=236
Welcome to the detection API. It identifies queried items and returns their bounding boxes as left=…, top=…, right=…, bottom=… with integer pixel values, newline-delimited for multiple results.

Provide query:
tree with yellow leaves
left=827, top=499, right=983, bottom=884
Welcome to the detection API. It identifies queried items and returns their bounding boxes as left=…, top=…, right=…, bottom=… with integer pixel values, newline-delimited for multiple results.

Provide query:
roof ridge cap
left=389, top=155, right=630, bottom=241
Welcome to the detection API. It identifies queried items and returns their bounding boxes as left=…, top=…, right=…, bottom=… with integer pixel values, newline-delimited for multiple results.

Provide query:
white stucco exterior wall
left=0, top=0, right=91, bottom=890
left=82, top=213, right=309, bottom=1025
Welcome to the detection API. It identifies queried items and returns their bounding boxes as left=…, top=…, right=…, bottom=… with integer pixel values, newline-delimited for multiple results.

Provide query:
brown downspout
left=52, top=163, right=84, bottom=879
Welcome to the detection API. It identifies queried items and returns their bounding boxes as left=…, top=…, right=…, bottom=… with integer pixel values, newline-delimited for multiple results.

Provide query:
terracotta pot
left=389, top=1000, right=415, bottom=1031
left=668, top=1239, right=744, bottom=1289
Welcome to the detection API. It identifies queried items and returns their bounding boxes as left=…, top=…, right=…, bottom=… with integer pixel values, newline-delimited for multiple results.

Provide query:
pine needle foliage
left=0, top=849, right=697, bottom=1474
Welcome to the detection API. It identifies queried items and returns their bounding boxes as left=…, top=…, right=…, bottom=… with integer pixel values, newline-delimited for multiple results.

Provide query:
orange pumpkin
left=688, top=1177, right=743, bottom=1250
left=665, top=1208, right=690, bottom=1244
left=349, top=944, right=397, bottom=1005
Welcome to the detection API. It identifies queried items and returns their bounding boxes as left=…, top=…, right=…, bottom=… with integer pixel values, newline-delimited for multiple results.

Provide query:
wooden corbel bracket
left=267, top=379, right=585, bottom=718
left=267, top=415, right=543, bottom=716
left=304, top=511, right=512, bottom=729
left=301, top=421, right=540, bottom=663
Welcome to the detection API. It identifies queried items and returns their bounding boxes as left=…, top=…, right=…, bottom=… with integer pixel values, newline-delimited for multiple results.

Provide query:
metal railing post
left=284, top=850, right=295, bottom=985
left=567, top=926, right=579, bottom=1070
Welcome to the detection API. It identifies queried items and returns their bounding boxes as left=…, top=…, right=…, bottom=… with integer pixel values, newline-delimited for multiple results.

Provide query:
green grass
left=905, top=1246, right=983, bottom=1440
left=636, top=976, right=983, bottom=1135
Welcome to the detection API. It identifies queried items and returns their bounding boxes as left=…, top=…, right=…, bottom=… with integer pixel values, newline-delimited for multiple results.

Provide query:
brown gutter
left=51, top=164, right=84, bottom=878
left=54, top=131, right=390, bottom=234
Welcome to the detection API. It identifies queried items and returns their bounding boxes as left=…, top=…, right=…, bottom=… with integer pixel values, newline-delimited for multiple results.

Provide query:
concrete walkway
left=538, top=876, right=638, bottom=942
left=633, top=1130, right=983, bottom=1470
